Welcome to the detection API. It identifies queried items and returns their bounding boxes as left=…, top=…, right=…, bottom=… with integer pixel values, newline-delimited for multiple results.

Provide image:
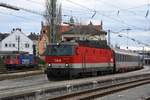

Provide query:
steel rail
left=1, top=73, right=150, bottom=100
left=47, top=76, right=150, bottom=100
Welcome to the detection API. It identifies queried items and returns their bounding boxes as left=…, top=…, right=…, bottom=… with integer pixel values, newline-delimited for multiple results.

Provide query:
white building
left=0, top=28, right=33, bottom=54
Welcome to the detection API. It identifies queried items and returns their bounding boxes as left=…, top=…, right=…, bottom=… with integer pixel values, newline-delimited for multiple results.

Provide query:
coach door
left=82, top=49, right=87, bottom=72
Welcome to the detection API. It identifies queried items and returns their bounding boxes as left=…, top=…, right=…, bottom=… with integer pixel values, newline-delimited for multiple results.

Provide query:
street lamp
left=120, top=28, right=132, bottom=49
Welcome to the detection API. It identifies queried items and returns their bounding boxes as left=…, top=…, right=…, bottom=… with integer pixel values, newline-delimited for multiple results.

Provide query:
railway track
left=7, top=67, right=39, bottom=73
left=0, top=66, right=39, bottom=74
left=47, top=74, right=150, bottom=100
left=1, top=72, right=150, bottom=100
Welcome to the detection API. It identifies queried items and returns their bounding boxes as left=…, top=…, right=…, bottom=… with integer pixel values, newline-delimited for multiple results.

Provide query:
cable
left=99, top=0, right=137, bottom=15
left=110, top=30, right=150, bottom=47
left=65, top=0, right=146, bottom=31
left=0, top=2, right=44, bottom=16
left=25, top=0, right=44, bottom=6
left=0, top=11, right=36, bottom=21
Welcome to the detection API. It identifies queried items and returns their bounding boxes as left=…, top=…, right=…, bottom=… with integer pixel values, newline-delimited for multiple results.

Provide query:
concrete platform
left=0, top=70, right=44, bottom=81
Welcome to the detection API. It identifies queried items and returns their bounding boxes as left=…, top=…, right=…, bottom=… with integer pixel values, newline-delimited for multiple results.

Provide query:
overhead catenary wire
left=65, top=0, right=147, bottom=31
left=145, top=1, right=150, bottom=18
left=0, top=10, right=41, bottom=21
left=99, top=0, right=137, bottom=15
left=0, top=2, right=44, bottom=16
left=26, top=0, right=44, bottom=6
left=110, top=30, right=150, bottom=47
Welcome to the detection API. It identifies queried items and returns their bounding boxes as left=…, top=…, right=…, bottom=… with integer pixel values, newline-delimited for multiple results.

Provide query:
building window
left=5, top=44, right=8, bottom=47
left=13, top=44, right=15, bottom=47
left=9, top=44, right=11, bottom=47
left=25, top=43, right=30, bottom=48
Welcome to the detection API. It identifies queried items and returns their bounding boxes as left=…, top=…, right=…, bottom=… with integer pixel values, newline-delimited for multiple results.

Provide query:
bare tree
left=44, top=0, right=62, bottom=43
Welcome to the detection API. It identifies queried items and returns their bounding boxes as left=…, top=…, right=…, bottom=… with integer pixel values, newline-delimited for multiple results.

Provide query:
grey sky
left=0, top=0, right=150, bottom=50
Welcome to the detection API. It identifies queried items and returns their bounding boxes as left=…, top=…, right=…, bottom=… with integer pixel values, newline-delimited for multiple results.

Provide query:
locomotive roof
left=49, top=42, right=78, bottom=46
left=112, top=48, right=139, bottom=56
left=49, top=40, right=110, bottom=49
left=77, top=40, right=110, bottom=49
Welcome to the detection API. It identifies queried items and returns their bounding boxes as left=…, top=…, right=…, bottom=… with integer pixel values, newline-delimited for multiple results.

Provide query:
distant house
left=62, top=21, right=106, bottom=41
left=0, top=28, right=33, bottom=54
left=38, top=21, right=70, bottom=56
left=28, top=32, right=39, bottom=56
left=40, top=22, right=70, bottom=43
left=38, top=31, right=49, bottom=56
left=38, top=20, right=104, bottom=55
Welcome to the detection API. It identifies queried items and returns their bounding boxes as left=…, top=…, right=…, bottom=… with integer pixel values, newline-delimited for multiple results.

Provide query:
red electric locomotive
left=44, top=40, right=143, bottom=80
left=44, top=40, right=114, bottom=80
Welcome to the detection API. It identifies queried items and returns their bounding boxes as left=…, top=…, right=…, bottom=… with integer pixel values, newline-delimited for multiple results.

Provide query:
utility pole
left=51, top=0, right=57, bottom=43
left=126, top=28, right=131, bottom=49
left=108, top=29, right=111, bottom=46
left=17, top=36, right=20, bottom=52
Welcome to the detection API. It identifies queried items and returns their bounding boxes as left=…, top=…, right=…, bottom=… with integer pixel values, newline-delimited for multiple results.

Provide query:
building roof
left=0, top=33, right=9, bottom=41
left=62, top=24, right=106, bottom=35
left=28, top=32, right=39, bottom=40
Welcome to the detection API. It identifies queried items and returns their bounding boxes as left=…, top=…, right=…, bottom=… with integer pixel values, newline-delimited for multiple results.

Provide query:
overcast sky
left=0, top=0, right=150, bottom=50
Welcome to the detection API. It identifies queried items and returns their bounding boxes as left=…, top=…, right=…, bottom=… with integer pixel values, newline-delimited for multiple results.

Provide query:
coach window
left=121, top=54, right=124, bottom=61
left=130, top=56, right=132, bottom=61
left=122, top=55, right=124, bottom=61
left=124, top=55, right=125, bottom=61
left=123, top=55, right=125, bottom=61
left=134, top=56, right=136, bottom=61
left=117, top=54, right=119, bottom=61
left=118, top=54, right=120, bottom=61
left=127, top=55, right=129, bottom=61
left=128, top=55, right=131, bottom=62
left=119, top=54, right=121, bottom=61
left=131, top=56, right=133, bottom=61
left=131, top=56, right=132, bottom=61
left=116, top=54, right=118, bottom=61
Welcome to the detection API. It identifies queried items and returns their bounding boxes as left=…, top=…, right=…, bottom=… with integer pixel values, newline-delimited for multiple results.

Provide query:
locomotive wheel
left=46, top=74, right=52, bottom=81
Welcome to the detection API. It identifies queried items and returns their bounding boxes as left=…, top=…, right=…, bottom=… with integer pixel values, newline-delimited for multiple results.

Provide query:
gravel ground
left=97, top=83, right=150, bottom=100
left=0, top=74, right=49, bottom=91
left=0, top=66, right=149, bottom=98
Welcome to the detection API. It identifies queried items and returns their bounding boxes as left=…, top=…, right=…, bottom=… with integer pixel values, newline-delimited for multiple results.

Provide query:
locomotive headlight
left=48, top=64, right=52, bottom=67
left=65, top=64, right=69, bottom=67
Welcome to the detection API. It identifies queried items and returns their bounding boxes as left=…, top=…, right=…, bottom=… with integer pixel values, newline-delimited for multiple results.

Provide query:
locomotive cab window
left=46, top=44, right=75, bottom=56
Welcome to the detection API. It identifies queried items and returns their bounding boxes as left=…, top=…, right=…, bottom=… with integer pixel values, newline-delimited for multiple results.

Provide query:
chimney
left=16, top=28, right=21, bottom=32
